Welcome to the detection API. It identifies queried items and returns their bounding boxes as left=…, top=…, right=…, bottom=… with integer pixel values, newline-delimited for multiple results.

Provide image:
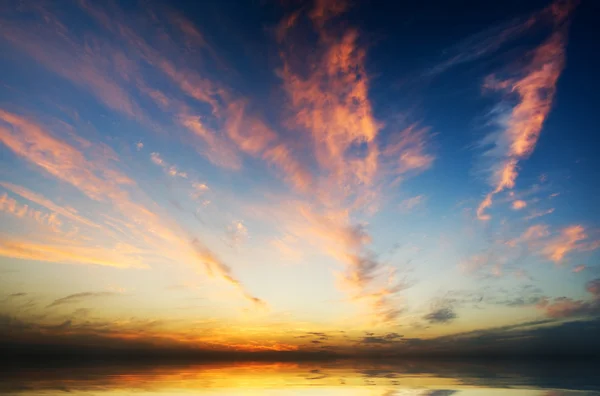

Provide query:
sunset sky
left=1, top=0, right=599, bottom=356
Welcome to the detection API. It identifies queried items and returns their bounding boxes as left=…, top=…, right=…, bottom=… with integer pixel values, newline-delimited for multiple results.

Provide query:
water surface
left=2, top=360, right=599, bottom=395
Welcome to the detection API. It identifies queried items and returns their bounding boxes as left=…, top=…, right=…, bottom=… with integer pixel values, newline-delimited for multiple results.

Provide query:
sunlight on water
left=2, top=360, right=599, bottom=396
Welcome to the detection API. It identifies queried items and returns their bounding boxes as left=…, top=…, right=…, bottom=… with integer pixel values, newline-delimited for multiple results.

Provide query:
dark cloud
left=426, top=391, right=458, bottom=396
left=46, top=292, right=119, bottom=308
left=359, top=332, right=403, bottom=345
left=537, top=278, right=600, bottom=319
left=502, top=295, right=544, bottom=307
left=6, top=292, right=27, bottom=298
left=423, top=306, right=456, bottom=324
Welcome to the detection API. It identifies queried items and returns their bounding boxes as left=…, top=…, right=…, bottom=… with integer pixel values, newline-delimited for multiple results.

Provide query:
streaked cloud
left=150, top=152, right=188, bottom=178
left=0, top=182, right=97, bottom=228
left=572, top=265, right=586, bottom=273
left=476, top=1, right=575, bottom=220
left=0, top=193, right=62, bottom=231
left=46, top=291, right=120, bottom=308
left=399, top=195, right=426, bottom=213
left=427, top=0, right=577, bottom=76
left=190, top=238, right=266, bottom=309
left=0, top=237, right=147, bottom=269
left=0, top=0, right=596, bottom=356
left=524, top=208, right=555, bottom=221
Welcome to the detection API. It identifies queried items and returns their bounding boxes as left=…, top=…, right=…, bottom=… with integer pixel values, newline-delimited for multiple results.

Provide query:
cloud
left=381, top=126, right=434, bottom=184
left=572, top=265, right=586, bottom=273
left=0, top=110, right=133, bottom=202
left=0, top=182, right=98, bottom=228
left=279, top=24, right=381, bottom=202
left=507, top=224, right=598, bottom=263
left=309, top=0, right=349, bottom=28
left=398, top=195, right=426, bottom=213
left=524, top=208, right=555, bottom=221
left=540, top=225, right=597, bottom=263
left=476, top=2, right=576, bottom=220
left=190, top=238, right=266, bottom=309
left=0, top=237, right=147, bottom=269
left=536, top=278, right=600, bottom=319
left=150, top=152, right=188, bottom=178
left=0, top=4, right=144, bottom=120
left=46, top=292, right=119, bottom=308
left=226, top=221, right=248, bottom=247
left=423, top=306, right=457, bottom=324
left=258, top=200, right=407, bottom=323
left=427, top=0, right=577, bottom=76
left=359, top=332, right=403, bottom=345
left=4, top=292, right=27, bottom=300
left=177, top=115, right=242, bottom=170
left=0, top=193, right=63, bottom=231
left=512, top=200, right=527, bottom=210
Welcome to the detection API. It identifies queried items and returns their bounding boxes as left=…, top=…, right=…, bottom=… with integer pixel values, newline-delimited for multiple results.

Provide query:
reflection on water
left=1, top=360, right=599, bottom=395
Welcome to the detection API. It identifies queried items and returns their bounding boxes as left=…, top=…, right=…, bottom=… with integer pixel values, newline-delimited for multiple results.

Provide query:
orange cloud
left=541, top=225, right=594, bottom=263
left=150, top=152, right=188, bottom=178
left=225, top=101, right=277, bottom=156
left=0, top=193, right=62, bottom=231
left=262, top=144, right=313, bottom=192
left=224, top=101, right=312, bottom=192
left=190, top=239, right=267, bottom=309
left=0, top=110, right=132, bottom=201
left=537, top=279, right=600, bottom=318
left=572, top=265, right=586, bottom=273
left=512, top=200, right=527, bottom=210
left=280, top=28, right=381, bottom=199
left=0, top=182, right=98, bottom=228
left=309, top=0, right=349, bottom=28
left=177, top=114, right=242, bottom=169
left=1, top=110, right=262, bottom=307
left=0, top=5, right=143, bottom=120
left=476, top=5, right=574, bottom=220
left=0, top=237, right=147, bottom=269
left=382, top=126, right=434, bottom=184
left=507, top=224, right=598, bottom=263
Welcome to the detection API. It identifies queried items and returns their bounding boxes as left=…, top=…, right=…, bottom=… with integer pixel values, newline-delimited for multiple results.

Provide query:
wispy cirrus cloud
left=461, top=221, right=598, bottom=279
left=476, top=1, right=576, bottom=220
left=46, top=291, right=120, bottom=308
left=0, top=110, right=264, bottom=306
left=0, top=193, right=62, bottom=231
left=0, top=182, right=98, bottom=228
left=0, top=237, right=147, bottom=269
left=398, top=195, right=426, bottom=213
left=524, top=208, right=555, bottom=221
left=427, top=0, right=578, bottom=76
left=190, top=239, right=266, bottom=309
left=0, top=3, right=145, bottom=121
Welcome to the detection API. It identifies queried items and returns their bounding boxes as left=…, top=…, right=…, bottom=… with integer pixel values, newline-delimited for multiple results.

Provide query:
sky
left=1, top=0, right=599, bottom=357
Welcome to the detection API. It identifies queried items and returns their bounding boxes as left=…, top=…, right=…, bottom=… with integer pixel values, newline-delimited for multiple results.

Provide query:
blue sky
left=0, top=0, right=599, bottom=355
